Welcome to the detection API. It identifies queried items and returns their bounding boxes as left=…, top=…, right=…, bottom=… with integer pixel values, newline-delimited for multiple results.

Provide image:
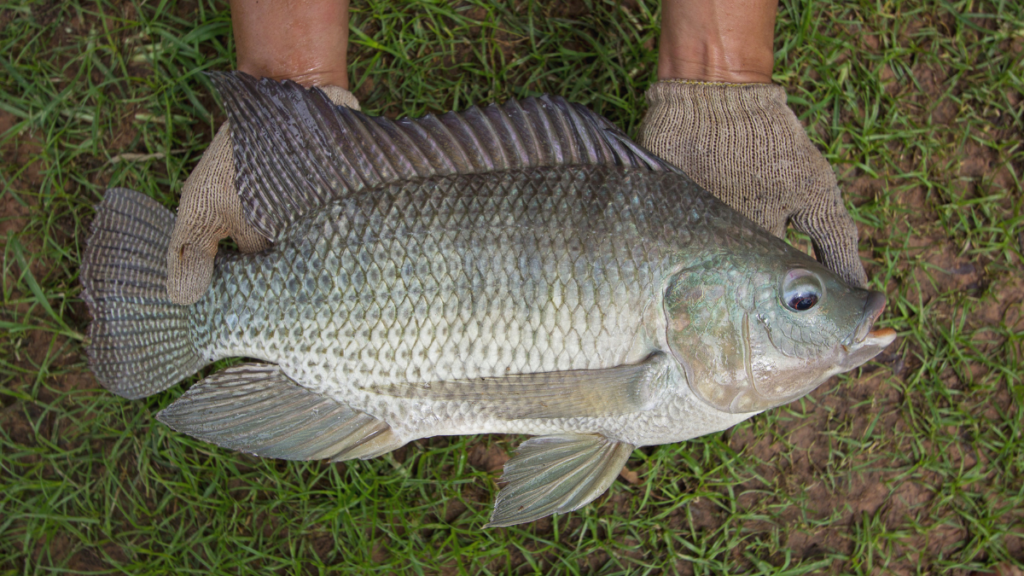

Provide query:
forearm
left=658, top=0, right=778, bottom=83
left=230, top=0, right=350, bottom=88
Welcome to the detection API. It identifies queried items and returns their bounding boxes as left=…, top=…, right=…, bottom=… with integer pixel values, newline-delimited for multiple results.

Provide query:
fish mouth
left=853, top=290, right=889, bottom=344
left=840, top=289, right=897, bottom=370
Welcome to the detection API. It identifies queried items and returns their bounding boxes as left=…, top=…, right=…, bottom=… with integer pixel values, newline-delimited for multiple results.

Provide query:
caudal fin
left=81, top=188, right=204, bottom=399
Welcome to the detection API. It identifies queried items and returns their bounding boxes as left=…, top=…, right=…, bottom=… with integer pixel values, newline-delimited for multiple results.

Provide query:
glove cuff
left=318, top=85, right=361, bottom=111
left=639, top=81, right=792, bottom=155
left=643, top=80, right=787, bottom=111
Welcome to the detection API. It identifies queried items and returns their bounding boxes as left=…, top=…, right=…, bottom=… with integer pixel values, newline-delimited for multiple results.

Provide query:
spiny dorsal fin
left=207, top=71, right=675, bottom=241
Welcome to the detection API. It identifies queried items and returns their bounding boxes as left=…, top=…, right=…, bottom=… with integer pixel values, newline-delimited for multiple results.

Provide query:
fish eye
left=782, top=269, right=824, bottom=312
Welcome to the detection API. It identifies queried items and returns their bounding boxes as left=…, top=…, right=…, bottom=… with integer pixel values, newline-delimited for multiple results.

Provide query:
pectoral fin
left=157, top=364, right=402, bottom=461
left=486, top=434, right=635, bottom=527
left=370, top=352, right=672, bottom=420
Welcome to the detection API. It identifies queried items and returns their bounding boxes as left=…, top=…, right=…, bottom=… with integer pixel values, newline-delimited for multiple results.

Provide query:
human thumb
left=166, top=122, right=260, bottom=305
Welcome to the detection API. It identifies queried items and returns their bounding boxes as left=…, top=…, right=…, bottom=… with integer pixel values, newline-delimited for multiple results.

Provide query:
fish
left=81, top=72, right=896, bottom=527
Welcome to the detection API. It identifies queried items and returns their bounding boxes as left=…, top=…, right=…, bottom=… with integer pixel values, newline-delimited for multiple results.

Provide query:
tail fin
left=81, top=188, right=204, bottom=399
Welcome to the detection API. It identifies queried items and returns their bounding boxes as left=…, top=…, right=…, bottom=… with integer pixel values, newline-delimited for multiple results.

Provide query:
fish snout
left=839, top=290, right=896, bottom=370
left=853, top=290, right=889, bottom=344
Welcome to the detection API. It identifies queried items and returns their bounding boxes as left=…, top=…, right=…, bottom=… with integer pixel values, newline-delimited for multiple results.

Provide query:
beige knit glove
left=166, top=85, right=360, bottom=305
left=638, top=81, right=868, bottom=289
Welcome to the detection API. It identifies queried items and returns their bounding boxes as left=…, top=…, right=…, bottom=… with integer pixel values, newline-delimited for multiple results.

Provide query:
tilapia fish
left=81, top=72, right=896, bottom=527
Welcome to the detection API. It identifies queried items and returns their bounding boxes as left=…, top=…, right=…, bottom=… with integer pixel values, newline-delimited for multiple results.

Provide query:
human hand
left=166, top=85, right=359, bottom=305
left=166, top=0, right=356, bottom=305
left=638, top=80, right=868, bottom=289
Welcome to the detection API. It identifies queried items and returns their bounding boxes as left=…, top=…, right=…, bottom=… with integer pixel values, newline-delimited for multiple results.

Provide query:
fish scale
left=191, top=167, right=698, bottom=441
left=82, top=73, right=895, bottom=526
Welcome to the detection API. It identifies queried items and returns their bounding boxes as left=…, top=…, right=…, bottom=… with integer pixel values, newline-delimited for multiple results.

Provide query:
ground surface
left=1, top=0, right=1022, bottom=574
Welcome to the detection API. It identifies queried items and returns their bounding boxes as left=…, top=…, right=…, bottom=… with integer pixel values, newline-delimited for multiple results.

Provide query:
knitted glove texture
left=166, top=85, right=360, bottom=305
left=638, top=81, right=868, bottom=288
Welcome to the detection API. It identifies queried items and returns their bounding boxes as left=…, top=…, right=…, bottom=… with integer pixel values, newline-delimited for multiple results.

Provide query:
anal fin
left=486, top=434, right=634, bottom=528
left=157, top=364, right=402, bottom=461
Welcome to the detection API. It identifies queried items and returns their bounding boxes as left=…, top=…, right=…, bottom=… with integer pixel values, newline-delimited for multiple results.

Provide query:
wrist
left=657, top=0, right=777, bottom=84
left=657, top=44, right=774, bottom=84
left=230, top=0, right=350, bottom=89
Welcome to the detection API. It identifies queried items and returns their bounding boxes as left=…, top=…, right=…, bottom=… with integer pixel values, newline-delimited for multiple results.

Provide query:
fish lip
left=838, top=290, right=897, bottom=370
left=863, top=327, right=897, bottom=347
left=838, top=325, right=897, bottom=371
left=853, top=290, right=888, bottom=344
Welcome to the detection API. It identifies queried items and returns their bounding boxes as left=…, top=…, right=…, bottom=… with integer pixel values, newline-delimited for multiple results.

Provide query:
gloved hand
left=166, top=84, right=360, bottom=305
left=638, top=80, right=868, bottom=289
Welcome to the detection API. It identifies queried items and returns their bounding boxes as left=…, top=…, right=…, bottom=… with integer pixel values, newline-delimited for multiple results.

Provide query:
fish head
left=663, top=253, right=896, bottom=414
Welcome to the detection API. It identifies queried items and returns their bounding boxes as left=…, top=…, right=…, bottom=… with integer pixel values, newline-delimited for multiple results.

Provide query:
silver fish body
left=82, top=73, right=895, bottom=527
left=193, top=167, right=753, bottom=448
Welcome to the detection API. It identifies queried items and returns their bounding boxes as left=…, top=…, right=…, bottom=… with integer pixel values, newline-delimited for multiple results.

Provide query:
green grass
left=1, top=0, right=1022, bottom=573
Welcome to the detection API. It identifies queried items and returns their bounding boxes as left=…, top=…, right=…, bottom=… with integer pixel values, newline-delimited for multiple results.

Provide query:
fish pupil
left=788, top=293, right=818, bottom=311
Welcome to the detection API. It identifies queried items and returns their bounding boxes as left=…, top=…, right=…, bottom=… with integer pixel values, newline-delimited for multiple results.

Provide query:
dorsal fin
left=207, top=71, right=675, bottom=240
